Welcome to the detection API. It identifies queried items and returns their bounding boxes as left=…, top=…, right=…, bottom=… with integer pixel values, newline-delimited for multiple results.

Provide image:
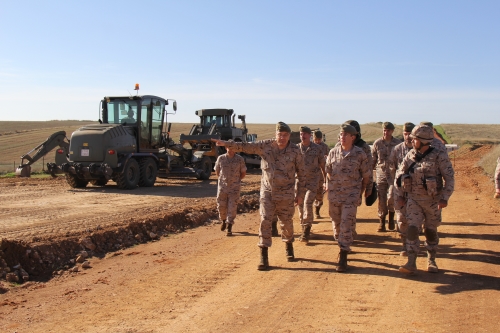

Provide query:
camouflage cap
left=299, top=126, right=312, bottom=134
left=411, top=125, right=434, bottom=143
left=345, top=120, right=361, bottom=134
left=313, top=130, right=323, bottom=139
left=340, top=123, right=358, bottom=135
left=403, top=122, right=415, bottom=133
left=276, top=121, right=291, bottom=133
left=383, top=122, right=395, bottom=130
left=420, top=121, right=434, bottom=127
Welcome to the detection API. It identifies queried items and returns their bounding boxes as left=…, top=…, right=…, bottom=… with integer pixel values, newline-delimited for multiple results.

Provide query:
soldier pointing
left=212, top=122, right=306, bottom=270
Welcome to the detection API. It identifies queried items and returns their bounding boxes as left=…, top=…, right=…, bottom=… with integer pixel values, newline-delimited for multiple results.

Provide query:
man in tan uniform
left=212, top=122, right=306, bottom=270
left=388, top=122, right=415, bottom=255
left=313, top=130, right=330, bottom=218
left=372, top=122, right=401, bottom=232
left=215, top=145, right=247, bottom=236
left=495, top=157, right=500, bottom=199
left=326, top=124, right=372, bottom=272
left=297, top=126, right=326, bottom=244
left=395, top=125, right=454, bottom=274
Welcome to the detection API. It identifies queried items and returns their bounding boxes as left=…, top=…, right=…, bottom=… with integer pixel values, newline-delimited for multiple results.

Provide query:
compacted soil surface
left=0, top=146, right=499, bottom=332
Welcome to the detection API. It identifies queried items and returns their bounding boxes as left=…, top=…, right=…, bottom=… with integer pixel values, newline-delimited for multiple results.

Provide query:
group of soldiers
left=211, top=119, right=455, bottom=275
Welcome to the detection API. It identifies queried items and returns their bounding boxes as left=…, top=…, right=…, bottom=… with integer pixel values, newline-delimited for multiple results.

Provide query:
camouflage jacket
left=372, top=137, right=402, bottom=183
left=298, top=142, right=326, bottom=191
left=335, top=139, right=373, bottom=183
left=394, top=147, right=455, bottom=201
left=496, top=157, right=500, bottom=191
left=388, top=142, right=412, bottom=185
left=325, top=145, right=372, bottom=205
left=215, top=153, right=246, bottom=194
left=225, top=139, right=306, bottom=200
left=316, top=141, right=330, bottom=157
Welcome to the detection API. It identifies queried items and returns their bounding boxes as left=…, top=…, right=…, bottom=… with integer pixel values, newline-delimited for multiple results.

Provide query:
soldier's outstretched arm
left=211, top=138, right=264, bottom=155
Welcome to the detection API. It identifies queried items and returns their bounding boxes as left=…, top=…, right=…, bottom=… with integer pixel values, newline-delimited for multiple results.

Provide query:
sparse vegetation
left=478, top=144, right=500, bottom=178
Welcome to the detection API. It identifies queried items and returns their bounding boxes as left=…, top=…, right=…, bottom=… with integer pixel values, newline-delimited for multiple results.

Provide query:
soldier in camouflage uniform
left=388, top=122, right=415, bottom=256
left=212, top=122, right=306, bottom=270
left=394, top=125, right=454, bottom=274
left=313, top=130, right=330, bottom=218
left=333, top=120, right=374, bottom=239
left=420, top=121, right=447, bottom=153
left=495, top=157, right=500, bottom=199
left=372, top=122, right=401, bottom=232
left=297, top=126, right=326, bottom=244
left=325, top=124, right=372, bottom=272
left=215, top=145, right=247, bottom=236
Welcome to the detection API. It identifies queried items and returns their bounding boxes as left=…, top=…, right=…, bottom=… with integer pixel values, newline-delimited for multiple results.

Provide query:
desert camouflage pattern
left=496, top=157, right=500, bottom=191
left=215, top=153, right=247, bottom=224
left=224, top=139, right=306, bottom=247
left=325, top=145, right=372, bottom=251
left=297, top=142, right=325, bottom=226
left=372, top=137, right=401, bottom=217
left=389, top=142, right=413, bottom=232
left=317, top=141, right=330, bottom=157
left=394, top=147, right=455, bottom=253
left=432, top=137, right=447, bottom=153
left=329, top=202, right=357, bottom=251
left=335, top=140, right=373, bottom=183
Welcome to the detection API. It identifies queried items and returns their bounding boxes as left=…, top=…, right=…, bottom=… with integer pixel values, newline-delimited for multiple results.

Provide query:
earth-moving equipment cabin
left=179, top=108, right=260, bottom=167
left=16, top=93, right=218, bottom=189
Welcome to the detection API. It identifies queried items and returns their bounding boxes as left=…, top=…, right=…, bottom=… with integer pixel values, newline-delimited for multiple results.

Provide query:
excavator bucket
left=15, top=165, right=31, bottom=178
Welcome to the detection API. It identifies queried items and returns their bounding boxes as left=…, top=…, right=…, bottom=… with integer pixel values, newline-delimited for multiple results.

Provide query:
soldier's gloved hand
left=438, top=199, right=448, bottom=210
left=396, top=196, right=406, bottom=209
left=211, top=138, right=225, bottom=146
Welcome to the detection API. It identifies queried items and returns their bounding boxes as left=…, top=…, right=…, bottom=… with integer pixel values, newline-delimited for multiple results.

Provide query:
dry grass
left=478, top=144, right=500, bottom=178
left=1, top=120, right=498, bottom=173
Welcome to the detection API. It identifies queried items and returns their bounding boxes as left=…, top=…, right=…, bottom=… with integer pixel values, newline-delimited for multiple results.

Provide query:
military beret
left=403, top=122, right=415, bottom=132
left=340, top=124, right=357, bottom=135
left=299, top=126, right=311, bottom=134
left=420, top=121, right=434, bottom=127
left=345, top=120, right=361, bottom=134
left=276, top=121, right=291, bottom=133
left=313, top=130, right=323, bottom=139
left=383, top=122, right=395, bottom=130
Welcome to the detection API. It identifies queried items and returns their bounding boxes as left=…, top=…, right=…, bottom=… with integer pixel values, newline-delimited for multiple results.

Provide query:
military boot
left=220, top=220, right=227, bottom=232
left=315, top=206, right=321, bottom=219
left=336, top=249, right=348, bottom=272
left=285, top=242, right=295, bottom=261
left=257, top=247, right=269, bottom=271
left=400, top=236, right=408, bottom=256
left=377, top=215, right=387, bottom=232
left=399, top=251, right=417, bottom=275
left=299, top=225, right=311, bottom=243
left=226, top=223, right=233, bottom=236
left=427, top=250, right=439, bottom=273
left=271, top=220, right=279, bottom=237
left=388, top=212, right=395, bottom=231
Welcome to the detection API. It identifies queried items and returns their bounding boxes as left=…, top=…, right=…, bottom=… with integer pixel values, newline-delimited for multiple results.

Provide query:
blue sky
left=0, top=1, right=498, bottom=124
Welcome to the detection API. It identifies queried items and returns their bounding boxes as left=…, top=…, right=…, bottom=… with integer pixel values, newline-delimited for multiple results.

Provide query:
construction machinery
left=179, top=108, right=260, bottom=168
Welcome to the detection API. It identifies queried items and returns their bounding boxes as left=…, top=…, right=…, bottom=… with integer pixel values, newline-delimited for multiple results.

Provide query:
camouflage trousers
left=377, top=181, right=395, bottom=217
left=298, top=189, right=317, bottom=227
left=395, top=203, right=408, bottom=236
left=217, top=191, right=239, bottom=224
left=329, top=202, right=357, bottom=252
left=314, top=177, right=325, bottom=208
left=405, top=197, right=441, bottom=254
left=259, top=194, right=295, bottom=248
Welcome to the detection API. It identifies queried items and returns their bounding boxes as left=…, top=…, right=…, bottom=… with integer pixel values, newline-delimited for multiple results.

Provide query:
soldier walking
left=394, top=125, right=454, bottom=274
left=388, top=122, right=415, bottom=255
left=313, top=130, right=330, bottom=218
left=325, top=124, right=372, bottom=272
left=297, top=126, right=326, bottom=244
left=212, top=122, right=306, bottom=270
left=372, top=122, right=401, bottom=232
left=215, top=145, right=247, bottom=236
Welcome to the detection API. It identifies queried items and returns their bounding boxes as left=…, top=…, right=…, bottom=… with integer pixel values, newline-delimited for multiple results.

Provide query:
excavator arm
left=15, top=131, right=69, bottom=177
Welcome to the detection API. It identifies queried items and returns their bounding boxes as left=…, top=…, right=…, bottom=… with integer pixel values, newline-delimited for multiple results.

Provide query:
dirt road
left=1, top=146, right=499, bottom=332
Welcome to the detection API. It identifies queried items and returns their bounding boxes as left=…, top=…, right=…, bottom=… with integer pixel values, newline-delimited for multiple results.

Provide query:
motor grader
left=16, top=91, right=219, bottom=189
